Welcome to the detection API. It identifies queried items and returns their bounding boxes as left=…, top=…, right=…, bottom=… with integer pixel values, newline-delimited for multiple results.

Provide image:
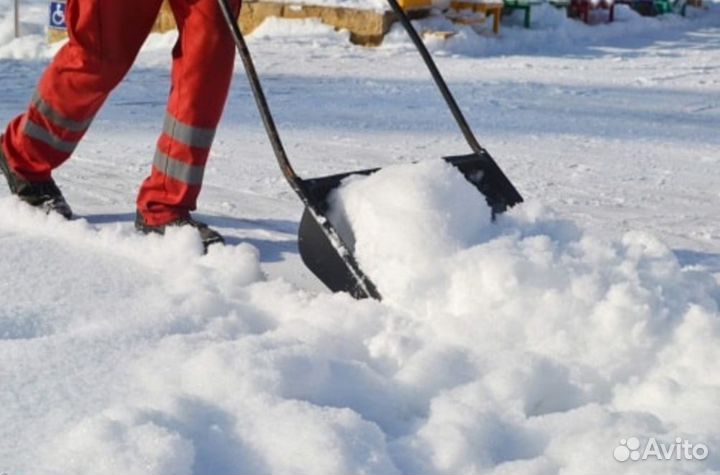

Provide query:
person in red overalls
left=0, top=0, right=242, bottom=249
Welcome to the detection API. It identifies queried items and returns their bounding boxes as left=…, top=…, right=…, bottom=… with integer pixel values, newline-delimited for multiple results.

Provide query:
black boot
left=0, top=136, right=73, bottom=219
left=135, top=211, right=225, bottom=251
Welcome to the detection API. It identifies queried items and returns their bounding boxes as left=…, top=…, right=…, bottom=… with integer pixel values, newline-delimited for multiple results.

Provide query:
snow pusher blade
left=297, top=152, right=522, bottom=298
left=218, top=0, right=523, bottom=300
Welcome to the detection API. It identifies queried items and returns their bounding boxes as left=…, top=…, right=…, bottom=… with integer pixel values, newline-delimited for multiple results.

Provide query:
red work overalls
left=1, top=0, right=241, bottom=225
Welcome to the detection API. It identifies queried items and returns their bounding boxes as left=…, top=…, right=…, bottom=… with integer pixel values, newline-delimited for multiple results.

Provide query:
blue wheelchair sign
left=49, top=2, right=67, bottom=29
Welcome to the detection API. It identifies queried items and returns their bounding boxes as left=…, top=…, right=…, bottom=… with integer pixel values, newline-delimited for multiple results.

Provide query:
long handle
left=384, top=0, right=488, bottom=156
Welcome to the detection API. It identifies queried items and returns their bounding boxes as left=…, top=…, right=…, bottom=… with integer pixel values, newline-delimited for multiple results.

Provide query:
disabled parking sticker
left=49, top=2, right=67, bottom=30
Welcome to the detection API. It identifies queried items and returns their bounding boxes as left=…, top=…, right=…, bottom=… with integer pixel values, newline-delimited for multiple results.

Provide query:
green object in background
left=503, top=0, right=543, bottom=28
left=653, top=0, right=673, bottom=13
left=617, top=0, right=680, bottom=16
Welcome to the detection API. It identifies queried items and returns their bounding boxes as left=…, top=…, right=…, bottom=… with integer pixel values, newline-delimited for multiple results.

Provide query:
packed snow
left=1, top=1, right=720, bottom=474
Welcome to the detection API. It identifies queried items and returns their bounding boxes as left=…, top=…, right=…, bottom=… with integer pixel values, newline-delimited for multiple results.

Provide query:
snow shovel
left=218, top=0, right=523, bottom=300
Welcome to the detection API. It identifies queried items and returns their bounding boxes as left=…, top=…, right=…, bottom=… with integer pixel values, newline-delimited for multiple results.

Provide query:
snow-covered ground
left=1, top=1, right=720, bottom=474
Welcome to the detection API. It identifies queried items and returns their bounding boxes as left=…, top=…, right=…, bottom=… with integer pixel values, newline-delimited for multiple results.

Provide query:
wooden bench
left=449, top=1, right=504, bottom=33
left=502, top=0, right=543, bottom=28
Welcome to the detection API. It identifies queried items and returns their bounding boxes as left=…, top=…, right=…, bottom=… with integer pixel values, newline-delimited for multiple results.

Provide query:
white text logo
left=614, top=437, right=709, bottom=462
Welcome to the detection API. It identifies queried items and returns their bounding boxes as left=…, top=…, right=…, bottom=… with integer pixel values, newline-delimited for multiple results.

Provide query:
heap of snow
left=328, top=160, right=720, bottom=474
left=2, top=159, right=719, bottom=474
left=249, top=17, right=351, bottom=44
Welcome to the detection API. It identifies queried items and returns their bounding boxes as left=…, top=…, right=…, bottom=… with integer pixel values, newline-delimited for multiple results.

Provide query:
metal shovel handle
left=384, top=0, right=489, bottom=156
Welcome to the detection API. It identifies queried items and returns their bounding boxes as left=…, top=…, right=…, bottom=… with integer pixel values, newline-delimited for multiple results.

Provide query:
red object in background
left=1, top=0, right=241, bottom=225
left=569, top=0, right=616, bottom=22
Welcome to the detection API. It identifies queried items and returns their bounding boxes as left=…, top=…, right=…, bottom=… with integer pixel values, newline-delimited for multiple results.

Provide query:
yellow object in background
left=397, top=0, right=433, bottom=9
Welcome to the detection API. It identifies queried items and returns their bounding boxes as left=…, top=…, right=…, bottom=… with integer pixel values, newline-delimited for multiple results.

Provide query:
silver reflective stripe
left=163, top=113, right=215, bottom=149
left=31, top=93, right=93, bottom=132
left=153, top=151, right=205, bottom=185
left=24, top=120, right=78, bottom=154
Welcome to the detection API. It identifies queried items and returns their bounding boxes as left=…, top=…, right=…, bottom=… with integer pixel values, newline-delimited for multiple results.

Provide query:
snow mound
left=0, top=10, right=59, bottom=60
left=0, top=197, right=262, bottom=339
left=2, top=162, right=720, bottom=474
left=327, top=159, right=720, bottom=473
left=248, top=17, right=351, bottom=44
left=382, top=4, right=712, bottom=57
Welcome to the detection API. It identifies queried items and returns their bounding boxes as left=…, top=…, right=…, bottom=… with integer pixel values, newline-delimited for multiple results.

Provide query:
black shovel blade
left=297, top=151, right=524, bottom=299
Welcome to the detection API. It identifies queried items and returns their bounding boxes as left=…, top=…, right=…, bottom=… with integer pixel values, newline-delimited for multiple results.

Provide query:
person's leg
left=1, top=0, right=164, bottom=183
left=136, top=0, right=242, bottom=226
